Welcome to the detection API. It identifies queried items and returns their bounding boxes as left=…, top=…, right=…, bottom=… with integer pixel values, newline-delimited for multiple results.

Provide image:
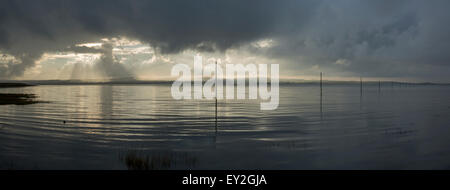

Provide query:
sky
left=0, top=0, right=450, bottom=82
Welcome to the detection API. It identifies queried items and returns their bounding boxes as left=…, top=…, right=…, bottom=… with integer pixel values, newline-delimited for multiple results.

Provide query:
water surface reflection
left=0, top=84, right=449, bottom=169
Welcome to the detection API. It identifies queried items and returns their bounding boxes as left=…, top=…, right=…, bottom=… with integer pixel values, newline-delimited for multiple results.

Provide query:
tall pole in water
left=360, top=77, right=363, bottom=96
left=378, top=80, right=381, bottom=93
left=359, top=77, right=363, bottom=110
left=215, top=60, right=218, bottom=130
left=320, top=72, right=323, bottom=97
left=320, top=72, right=323, bottom=118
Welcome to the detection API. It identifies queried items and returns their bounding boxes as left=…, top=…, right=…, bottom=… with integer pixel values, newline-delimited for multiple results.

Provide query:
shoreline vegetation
left=0, top=83, right=41, bottom=105
left=0, top=93, right=42, bottom=105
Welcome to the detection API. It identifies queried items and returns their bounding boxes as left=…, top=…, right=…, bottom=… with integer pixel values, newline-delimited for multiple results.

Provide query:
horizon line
left=1, top=79, right=449, bottom=86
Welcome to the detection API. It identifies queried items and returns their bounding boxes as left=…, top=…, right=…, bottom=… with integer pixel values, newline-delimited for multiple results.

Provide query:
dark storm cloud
left=0, top=0, right=449, bottom=81
left=0, top=0, right=318, bottom=78
left=262, top=0, right=450, bottom=80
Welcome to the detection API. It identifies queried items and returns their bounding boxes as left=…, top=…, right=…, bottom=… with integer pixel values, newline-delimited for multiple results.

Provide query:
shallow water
left=0, top=84, right=450, bottom=169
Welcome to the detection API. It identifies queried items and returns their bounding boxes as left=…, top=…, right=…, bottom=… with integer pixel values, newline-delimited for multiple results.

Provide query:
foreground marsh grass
left=119, top=151, right=197, bottom=170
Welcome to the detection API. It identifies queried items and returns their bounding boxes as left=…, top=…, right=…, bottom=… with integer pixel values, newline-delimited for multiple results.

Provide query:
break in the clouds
left=0, top=0, right=450, bottom=82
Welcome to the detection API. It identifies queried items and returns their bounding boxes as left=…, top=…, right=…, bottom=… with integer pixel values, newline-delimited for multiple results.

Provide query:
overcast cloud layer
left=0, top=0, right=449, bottom=82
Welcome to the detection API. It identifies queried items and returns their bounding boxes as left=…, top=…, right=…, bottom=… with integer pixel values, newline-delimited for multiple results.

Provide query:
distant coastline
left=0, top=82, right=35, bottom=88
left=1, top=79, right=449, bottom=87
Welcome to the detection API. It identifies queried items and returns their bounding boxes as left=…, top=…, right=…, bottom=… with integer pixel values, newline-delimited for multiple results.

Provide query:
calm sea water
left=1, top=84, right=450, bottom=169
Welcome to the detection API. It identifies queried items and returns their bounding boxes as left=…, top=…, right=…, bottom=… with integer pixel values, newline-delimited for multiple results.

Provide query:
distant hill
left=0, top=82, right=35, bottom=88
